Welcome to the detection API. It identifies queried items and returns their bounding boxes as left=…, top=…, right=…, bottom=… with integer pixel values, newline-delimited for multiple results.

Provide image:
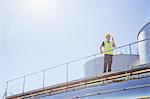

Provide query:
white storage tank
left=83, top=54, right=139, bottom=77
left=138, top=22, right=150, bottom=65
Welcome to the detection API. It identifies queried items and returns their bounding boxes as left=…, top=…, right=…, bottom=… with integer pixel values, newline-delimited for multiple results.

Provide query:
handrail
left=6, top=64, right=150, bottom=99
left=6, top=38, right=150, bottom=83
left=137, top=21, right=150, bottom=39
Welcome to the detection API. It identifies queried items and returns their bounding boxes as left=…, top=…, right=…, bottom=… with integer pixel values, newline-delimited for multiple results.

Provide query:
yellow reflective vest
left=104, top=41, right=113, bottom=55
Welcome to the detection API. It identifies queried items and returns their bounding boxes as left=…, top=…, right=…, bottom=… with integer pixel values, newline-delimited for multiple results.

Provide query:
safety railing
left=5, top=38, right=150, bottom=98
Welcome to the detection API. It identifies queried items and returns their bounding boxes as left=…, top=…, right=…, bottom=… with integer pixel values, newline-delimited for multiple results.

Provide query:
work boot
left=103, top=70, right=106, bottom=73
left=108, top=70, right=111, bottom=72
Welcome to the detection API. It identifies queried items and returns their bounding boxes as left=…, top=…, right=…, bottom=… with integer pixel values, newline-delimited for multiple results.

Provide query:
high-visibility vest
left=104, top=41, right=113, bottom=55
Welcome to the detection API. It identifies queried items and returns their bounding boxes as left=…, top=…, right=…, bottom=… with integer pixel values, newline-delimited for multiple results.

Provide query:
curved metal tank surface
left=138, top=22, right=150, bottom=65
left=39, top=77, right=150, bottom=99
left=83, top=54, right=139, bottom=77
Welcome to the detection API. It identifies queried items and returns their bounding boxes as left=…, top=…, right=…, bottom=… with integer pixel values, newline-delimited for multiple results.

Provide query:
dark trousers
left=104, top=54, right=113, bottom=73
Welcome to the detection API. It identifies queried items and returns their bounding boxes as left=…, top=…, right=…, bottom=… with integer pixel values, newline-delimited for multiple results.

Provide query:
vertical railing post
left=129, top=44, right=132, bottom=55
left=65, top=63, right=69, bottom=92
left=66, top=63, right=69, bottom=83
left=43, top=70, right=45, bottom=89
left=23, top=76, right=26, bottom=94
left=5, top=81, right=8, bottom=97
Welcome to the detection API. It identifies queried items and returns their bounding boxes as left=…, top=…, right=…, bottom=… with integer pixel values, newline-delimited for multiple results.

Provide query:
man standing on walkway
left=100, top=34, right=116, bottom=73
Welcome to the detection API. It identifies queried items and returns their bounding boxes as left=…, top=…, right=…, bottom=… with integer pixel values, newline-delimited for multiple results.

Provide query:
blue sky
left=0, top=0, right=150, bottom=98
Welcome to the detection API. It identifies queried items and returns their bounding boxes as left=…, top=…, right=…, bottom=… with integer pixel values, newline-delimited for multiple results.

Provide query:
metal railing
left=5, top=38, right=150, bottom=98
left=6, top=64, right=150, bottom=99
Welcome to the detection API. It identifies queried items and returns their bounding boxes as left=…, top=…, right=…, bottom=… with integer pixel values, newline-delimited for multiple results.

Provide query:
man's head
left=105, top=34, right=111, bottom=41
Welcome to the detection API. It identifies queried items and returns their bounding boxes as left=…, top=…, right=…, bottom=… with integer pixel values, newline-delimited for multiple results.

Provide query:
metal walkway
left=6, top=64, right=150, bottom=99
